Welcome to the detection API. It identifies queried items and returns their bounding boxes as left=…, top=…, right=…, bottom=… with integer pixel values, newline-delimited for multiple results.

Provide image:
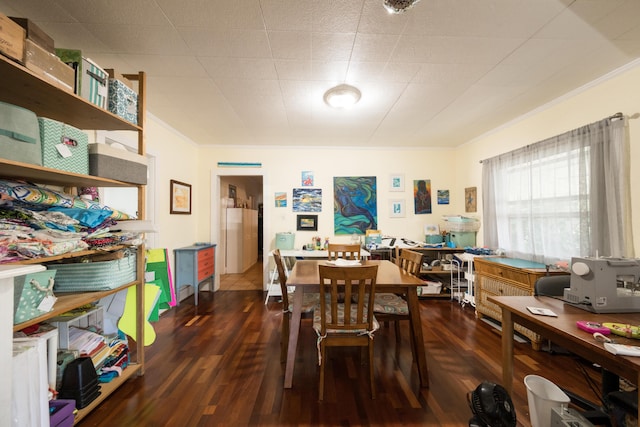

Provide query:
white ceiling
left=2, top=0, right=640, bottom=148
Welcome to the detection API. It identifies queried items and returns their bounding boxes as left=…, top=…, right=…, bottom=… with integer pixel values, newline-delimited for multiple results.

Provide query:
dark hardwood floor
left=78, top=280, right=608, bottom=426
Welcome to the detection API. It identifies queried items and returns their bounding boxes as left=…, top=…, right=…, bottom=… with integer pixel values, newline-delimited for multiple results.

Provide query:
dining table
left=283, top=259, right=429, bottom=389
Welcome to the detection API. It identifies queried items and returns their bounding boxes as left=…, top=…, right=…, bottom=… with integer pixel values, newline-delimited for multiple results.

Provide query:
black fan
left=467, top=381, right=517, bottom=427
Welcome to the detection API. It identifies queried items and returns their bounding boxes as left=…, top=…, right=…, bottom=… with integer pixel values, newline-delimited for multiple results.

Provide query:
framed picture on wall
left=297, top=214, right=318, bottom=231
left=170, top=180, right=191, bottom=214
left=390, top=173, right=404, bottom=192
left=389, top=199, right=405, bottom=218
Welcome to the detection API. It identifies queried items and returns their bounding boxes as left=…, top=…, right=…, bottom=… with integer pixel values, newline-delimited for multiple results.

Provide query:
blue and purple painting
left=333, top=176, right=377, bottom=235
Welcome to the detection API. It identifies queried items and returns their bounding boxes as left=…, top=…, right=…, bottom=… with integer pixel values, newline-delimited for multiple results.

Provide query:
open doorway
left=215, top=175, right=264, bottom=291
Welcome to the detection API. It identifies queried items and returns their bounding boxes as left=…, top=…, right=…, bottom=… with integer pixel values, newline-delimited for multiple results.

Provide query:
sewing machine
left=563, top=256, right=640, bottom=313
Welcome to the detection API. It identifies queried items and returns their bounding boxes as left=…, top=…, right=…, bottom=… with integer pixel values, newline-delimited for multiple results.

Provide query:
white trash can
left=524, top=375, right=570, bottom=427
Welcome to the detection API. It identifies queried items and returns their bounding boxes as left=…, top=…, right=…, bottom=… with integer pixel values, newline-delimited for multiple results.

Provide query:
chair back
left=534, top=275, right=570, bottom=297
left=398, top=249, right=423, bottom=276
left=318, top=264, right=378, bottom=334
left=272, top=249, right=289, bottom=309
left=327, top=243, right=361, bottom=260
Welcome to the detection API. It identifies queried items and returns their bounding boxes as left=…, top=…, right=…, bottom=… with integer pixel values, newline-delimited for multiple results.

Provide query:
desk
left=264, top=249, right=370, bottom=303
left=489, top=295, right=640, bottom=420
left=284, top=259, right=428, bottom=389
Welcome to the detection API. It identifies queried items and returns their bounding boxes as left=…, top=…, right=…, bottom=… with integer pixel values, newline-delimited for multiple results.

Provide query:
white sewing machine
left=563, top=256, right=640, bottom=313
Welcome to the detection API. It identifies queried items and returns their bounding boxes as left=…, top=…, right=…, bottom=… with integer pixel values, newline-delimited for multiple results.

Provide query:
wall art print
left=437, top=189, right=450, bottom=205
left=292, top=188, right=322, bottom=212
left=333, top=176, right=377, bottom=235
left=414, top=179, right=432, bottom=214
left=274, top=192, right=287, bottom=207
left=465, top=187, right=477, bottom=213
left=301, top=171, right=314, bottom=186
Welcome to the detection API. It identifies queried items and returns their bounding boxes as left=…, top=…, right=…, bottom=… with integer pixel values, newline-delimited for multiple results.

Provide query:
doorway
left=212, top=173, right=265, bottom=291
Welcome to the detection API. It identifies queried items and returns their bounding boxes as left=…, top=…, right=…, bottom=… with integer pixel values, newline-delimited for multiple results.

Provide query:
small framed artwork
left=465, top=187, right=477, bottom=213
left=228, top=184, right=237, bottom=207
left=437, top=189, right=450, bottom=205
left=170, top=180, right=192, bottom=214
left=275, top=192, right=287, bottom=207
left=389, top=199, right=405, bottom=218
left=297, top=214, right=318, bottom=231
left=390, top=173, right=404, bottom=192
left=302, top=171, right=314, bottom=186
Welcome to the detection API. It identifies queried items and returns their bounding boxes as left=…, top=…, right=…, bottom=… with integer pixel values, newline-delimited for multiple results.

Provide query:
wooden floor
left=79, top=270, right=608, bottom=426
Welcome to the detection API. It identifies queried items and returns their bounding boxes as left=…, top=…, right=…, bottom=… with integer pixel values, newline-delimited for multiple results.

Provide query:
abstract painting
left=292, top=188, right=322, bottom=212
left=437, top=189, right=449, bottom=205
left=275, top=192, right=287, bottom=207
left=333, top=176, right=377, bottom=235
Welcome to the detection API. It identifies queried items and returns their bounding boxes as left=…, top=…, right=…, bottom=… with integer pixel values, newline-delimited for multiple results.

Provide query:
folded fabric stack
left=0, top=179, right=142, bottom=263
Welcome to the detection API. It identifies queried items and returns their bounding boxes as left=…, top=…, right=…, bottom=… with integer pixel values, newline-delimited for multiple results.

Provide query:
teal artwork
left=333, top=176, right=377, bottom=235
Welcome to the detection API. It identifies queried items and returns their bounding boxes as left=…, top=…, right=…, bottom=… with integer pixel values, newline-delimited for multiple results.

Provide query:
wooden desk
left=284, top=259, right=428, bottom=389
left=489, top=295, right=640, bottom=420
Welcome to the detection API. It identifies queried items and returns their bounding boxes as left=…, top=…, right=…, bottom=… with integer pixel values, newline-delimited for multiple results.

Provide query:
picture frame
left=296, top=214, right=318, bottom=231
left=170, top=179, right=192, bottom=214
left=389, top=199, right=405, bottom=218
left=390, top=173, right=405, bottom=192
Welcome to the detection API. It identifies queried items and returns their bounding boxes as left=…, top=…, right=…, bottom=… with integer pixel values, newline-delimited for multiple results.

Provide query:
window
left=483, top=116, right=631, bottom=264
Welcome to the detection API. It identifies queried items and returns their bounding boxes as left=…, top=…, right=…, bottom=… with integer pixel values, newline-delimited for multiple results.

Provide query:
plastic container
left=524, top=375, right=570, bottom=427
left=448, top=231, right=476, bottom=248
left=275, top=232, right=295, bottom=250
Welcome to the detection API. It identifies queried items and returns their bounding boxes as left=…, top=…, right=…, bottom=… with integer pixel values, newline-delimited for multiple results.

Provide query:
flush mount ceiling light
left=383, top=0, right=422, bottom=14
left=323, top=84, right=361, bottom=109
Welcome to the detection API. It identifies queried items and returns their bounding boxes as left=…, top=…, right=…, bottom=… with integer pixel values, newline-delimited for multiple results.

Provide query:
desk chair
left=314, top=264, right=379, bottom=400
left=533, top=275, right=570, bottom=354
left=327, top=243, right=361, bottom=260
left=373, top=249, right=421, bottom=354
left=273, top=249, right=318, bottom=362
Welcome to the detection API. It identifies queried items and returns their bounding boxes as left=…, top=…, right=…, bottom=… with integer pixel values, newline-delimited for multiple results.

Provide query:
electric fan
left=467, top=381, right=517, bottom=427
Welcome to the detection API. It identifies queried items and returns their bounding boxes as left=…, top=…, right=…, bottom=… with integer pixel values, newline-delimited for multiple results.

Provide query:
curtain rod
left=478, top=112, right=625, bottom=163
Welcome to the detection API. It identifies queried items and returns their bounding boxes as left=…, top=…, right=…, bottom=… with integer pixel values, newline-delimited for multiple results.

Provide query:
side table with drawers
left=174, top=244, right=216, bottom=306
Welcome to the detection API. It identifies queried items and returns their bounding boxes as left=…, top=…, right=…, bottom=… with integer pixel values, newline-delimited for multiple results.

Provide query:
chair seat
left=313, top=304, right=380, bottom=335
left=373, top=293, right=409, bottom=315
left=287, top=292, right=319, bottom=313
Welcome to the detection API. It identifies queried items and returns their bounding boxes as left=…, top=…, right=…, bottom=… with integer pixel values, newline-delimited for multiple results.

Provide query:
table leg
left=284, top=286, right=303, bottom=388
left=501, top=309, right=514, bottom=394
left=407, top=287, right=429, bottom=387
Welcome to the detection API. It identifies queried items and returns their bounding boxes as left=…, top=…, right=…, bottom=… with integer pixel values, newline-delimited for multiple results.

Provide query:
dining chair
left=373, top=248, right=423, bottom=354
left=273, top=249, right=318, bottom=362
left=314, top=264, right=379, bottom=400
left=327, top=243, right=361, bottom=260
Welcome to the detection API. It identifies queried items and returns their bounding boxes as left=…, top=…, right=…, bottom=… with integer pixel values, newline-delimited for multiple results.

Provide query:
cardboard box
left=0, top=100, right=42, bottom=166
left=38, top=117, right=89, bottom=174
left=88, top=143, right=147, bottom=184
left=0, top=12, right=25, bottom=63
left=81, top=57, right=108, bottom=109
left=55, top=48, right=82, bottom=93
left=10, top=17, right=54, bottom=53
left=25, top=40, right=74, bottom=93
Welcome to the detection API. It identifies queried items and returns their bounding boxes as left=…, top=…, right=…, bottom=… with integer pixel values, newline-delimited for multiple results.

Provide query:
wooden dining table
left=283, top=259, right=429, bottom=389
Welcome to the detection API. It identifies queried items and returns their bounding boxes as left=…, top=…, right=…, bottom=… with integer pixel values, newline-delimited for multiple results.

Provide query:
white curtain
left=482, top=115, right=632, bottom=264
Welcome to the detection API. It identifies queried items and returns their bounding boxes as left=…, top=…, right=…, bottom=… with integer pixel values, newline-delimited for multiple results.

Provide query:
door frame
left=210, top=169, right=269, bottom=290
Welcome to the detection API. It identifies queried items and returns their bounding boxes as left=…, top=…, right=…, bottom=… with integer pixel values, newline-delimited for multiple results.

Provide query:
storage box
left=0, top=12, right=25, bottom=63
left=46, top=306, right=104, bottom=349
left=418, top=281, right=442, bottom=295
left=275, top=232, right=295, bottom=250
left=38, top=117, right=89, bottom=174
left=10, top=17, right=54, bottom=53
left=81, top=57, right=108, bottom=109
left=52, top=250, right=137, bottom=292
left=55, top=48, right=82, bottom=93
left=25, top=40, right=74, bottom=93
left=0, top=100, right=42, bottom=166
left=448, top=231, right=477, bottom=248
left=13, top=270, right=57, bottom=324
left=88, top=143, right=148, bottom=184
left=49, top=399, right=76, bottom=427
left=425, top=234, right=444, bottom=244
left=107, top=78, right=138, bottom=124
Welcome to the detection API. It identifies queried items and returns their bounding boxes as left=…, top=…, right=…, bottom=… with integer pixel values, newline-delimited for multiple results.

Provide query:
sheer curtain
left=482, top=115, right=632, bottom=264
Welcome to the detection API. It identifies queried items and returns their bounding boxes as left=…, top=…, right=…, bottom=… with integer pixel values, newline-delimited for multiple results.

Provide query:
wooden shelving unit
left=0, top=52, right=147, bottom=423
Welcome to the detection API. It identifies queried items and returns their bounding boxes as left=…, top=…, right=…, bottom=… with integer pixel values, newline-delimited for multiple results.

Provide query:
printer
left=564, top=256, right=640, bottom=313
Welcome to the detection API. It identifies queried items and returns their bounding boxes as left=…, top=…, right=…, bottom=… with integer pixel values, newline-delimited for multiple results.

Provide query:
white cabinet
left=225, top=208, right=258, bottom=273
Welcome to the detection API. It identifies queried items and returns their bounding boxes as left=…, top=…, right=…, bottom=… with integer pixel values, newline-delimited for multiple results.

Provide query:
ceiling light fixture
left=383, top=0, right=422, bottom=14
left=323, top=84, right=362, bottom=109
